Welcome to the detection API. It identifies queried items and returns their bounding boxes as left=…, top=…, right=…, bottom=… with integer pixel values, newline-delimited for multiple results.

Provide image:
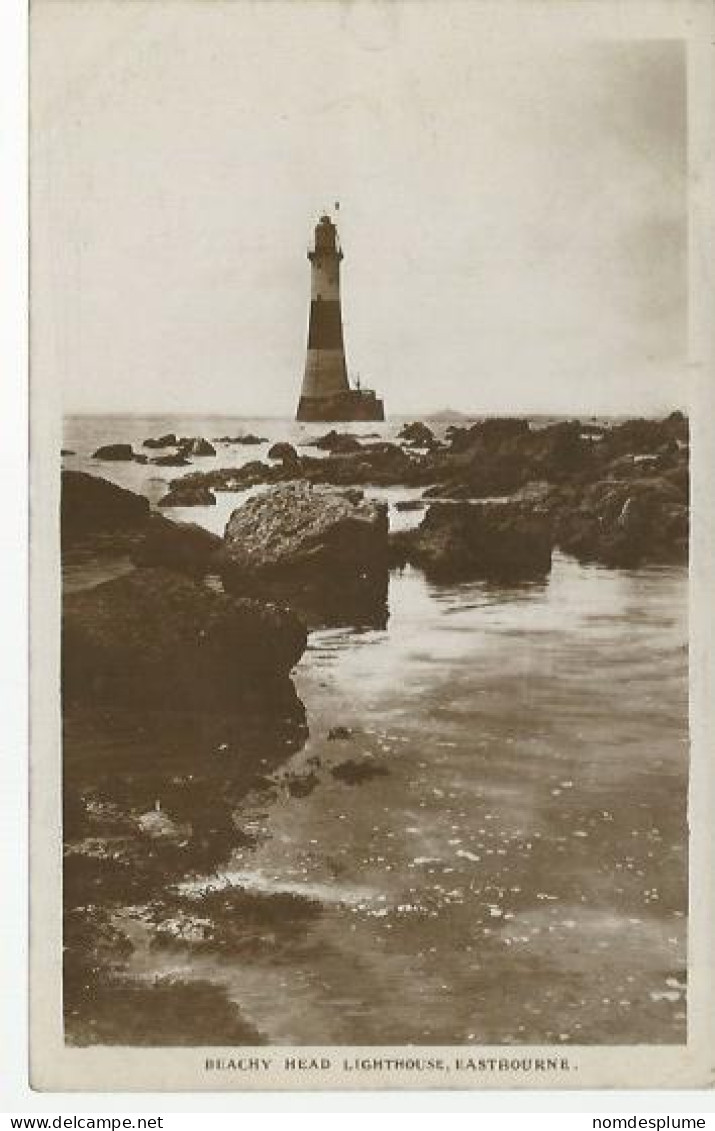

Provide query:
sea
left=62, top=415, right=688, bottom=1045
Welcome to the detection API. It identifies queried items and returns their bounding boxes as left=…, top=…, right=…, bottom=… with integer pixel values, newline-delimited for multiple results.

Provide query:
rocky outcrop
left=143, top=433, right=179, bottom=449
left=62, top=471, right=150, bottom=544
left=552, top=474, right=688, bottom=568
left=312, top=430, right=363, bottom=454
left=64, top=472, right=223, bottom=582
left=158, top=485, right=216, bottom=508
left=267, top=442, right=300, bottom=468
left=92, top=443, right=136, bottom=461
left=394, top=502, right=553, bottom=582
left=179, top=437, right=216, bottom=457
left=398, top=421, right=435, bottom=448
left=63, top=568, right=307, bottom=714
left=150, top=453, right=191, bottom=467
left=220, top=481, right=389, bottom=627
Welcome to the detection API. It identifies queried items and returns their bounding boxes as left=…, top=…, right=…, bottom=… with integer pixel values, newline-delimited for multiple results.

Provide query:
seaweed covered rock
left=397, top=501, right=553, bottom=581
left=63, top=568, right=307, bottom=714
left=220, top=481, right=389, bottom=627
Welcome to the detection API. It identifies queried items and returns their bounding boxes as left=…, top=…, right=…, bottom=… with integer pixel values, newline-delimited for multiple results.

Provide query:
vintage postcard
left=29, top=0, right=715, bottom=1091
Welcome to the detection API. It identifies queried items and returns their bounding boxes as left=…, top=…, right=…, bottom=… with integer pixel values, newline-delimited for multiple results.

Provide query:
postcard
left=29, top=0, right=715, bottom=1091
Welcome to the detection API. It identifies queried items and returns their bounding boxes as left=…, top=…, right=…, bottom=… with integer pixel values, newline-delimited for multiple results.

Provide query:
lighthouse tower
left=296, top=214, right=384, bottom=422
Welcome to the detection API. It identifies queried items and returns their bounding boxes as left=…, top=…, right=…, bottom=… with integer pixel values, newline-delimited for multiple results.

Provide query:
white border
left=4, top=0, right=715, bottom=1112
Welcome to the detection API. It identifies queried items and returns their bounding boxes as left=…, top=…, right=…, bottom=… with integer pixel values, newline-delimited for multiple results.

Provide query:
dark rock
left=63, top=568, right=308, bottom=714
left=65, top=972, right=264, bottom=1047
left=151, top=453, right=191, bottom=467
left=61, top=448, right=76, bottom=456
left=178, top=437, right=216, bottom=457
left=92, top=443, right=135, bottom=461
left=267, top=442, right=300, bottom=466
left=446, top=417, right=530, bottom=455
left=62, top=471, right=150, bottom=544
left=327, top=726, right=352, bottom=741
left=143, top=434, right=178, bottom=449
left=398, top=421, right=435, bottom=447
left=170, top=461, right=276, bottom=493
left=213, top=435, right=266, bottom=444
left=285, top=771, right=320, bottom=798
left=399, top=502, right=553, bottom=581
left=598, top=415, right=688, bottom=459
left=158, top=485, right=216, bottom=508
left=554, top=473, right=688, bottom=567
left=312, top=430, right=363, bottom=454
left=131, top=514, right=222, bottom=577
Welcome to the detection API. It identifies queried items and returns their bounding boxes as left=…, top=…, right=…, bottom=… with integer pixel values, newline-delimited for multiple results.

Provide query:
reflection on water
left=129, top=554, right=688, bottom=1046
left=65, top=416, right=688, bottom=1045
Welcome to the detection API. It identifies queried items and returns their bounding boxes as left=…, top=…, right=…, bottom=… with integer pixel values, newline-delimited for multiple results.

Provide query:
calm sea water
left=63, top=415, right=688, bottom=1044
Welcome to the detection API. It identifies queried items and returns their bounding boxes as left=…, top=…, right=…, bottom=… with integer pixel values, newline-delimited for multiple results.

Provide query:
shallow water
left=64, top=415, right=689, bottom=1045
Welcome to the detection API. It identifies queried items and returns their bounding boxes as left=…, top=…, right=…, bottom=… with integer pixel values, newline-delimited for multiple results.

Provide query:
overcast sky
left=32, top=2, right=687, bottom=416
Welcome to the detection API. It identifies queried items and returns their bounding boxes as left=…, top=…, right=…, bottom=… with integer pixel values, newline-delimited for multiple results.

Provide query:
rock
left=398, top=421, right=435, bottom=447
left=220, top=482, right=389, bottom=627
left=327, top=726, right=352, bottom=741
left=168, top=461, right=277, bottom=493
left=131, top=514, right=222, bottom=577
left=554, top=473, right=688, bottom=567
left=399, top=502, right=553, bottom=581
left=151, top=453, right=191, bottom=467
left=143, top=434, right=179, bottom=449
left=213, top=435, right=266, bottom=444
left=158, top=485, right=216, bottom=507
left=61, top=448, right=76, bottom=456
left=136, top=804, right=190, bottom=843
left=285, top=771, right=319, bottom=799
left=267, top=442, right=300, bottom=466
left=62, top=568, right=307, bottom=715
left=62, top=471, right=150, bottom=543
left=222, top=481, right=388, bottom=582
left=92, top=443, right=135, bottom=461
left=178, top=437, right=216, bottom=457
left=446, top=417, right=530, bottom=455
left=395, top=498, right=426, bottom=512
left=312, top=430, right=362, bottom=454
left=594, top=416, right=688, bottom=462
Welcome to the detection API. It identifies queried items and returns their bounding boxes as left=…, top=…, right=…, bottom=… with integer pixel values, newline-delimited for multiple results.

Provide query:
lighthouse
left=296, top=214, right=384, bottom=422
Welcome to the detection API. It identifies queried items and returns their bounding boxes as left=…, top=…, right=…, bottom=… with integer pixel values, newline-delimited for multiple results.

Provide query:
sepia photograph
left=26, top=0, right=715, bottom=1093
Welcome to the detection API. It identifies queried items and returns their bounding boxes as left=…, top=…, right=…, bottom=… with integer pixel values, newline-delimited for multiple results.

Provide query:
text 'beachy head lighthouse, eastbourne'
left=296, top=213, right=385, bottom=422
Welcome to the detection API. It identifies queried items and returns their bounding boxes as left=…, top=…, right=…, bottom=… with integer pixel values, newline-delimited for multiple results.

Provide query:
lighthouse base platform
left=297, top=389, right=385, bottom=423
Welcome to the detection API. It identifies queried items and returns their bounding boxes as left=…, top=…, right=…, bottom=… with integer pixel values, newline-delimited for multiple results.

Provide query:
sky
left=32, top=1, right=687, bottom=416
